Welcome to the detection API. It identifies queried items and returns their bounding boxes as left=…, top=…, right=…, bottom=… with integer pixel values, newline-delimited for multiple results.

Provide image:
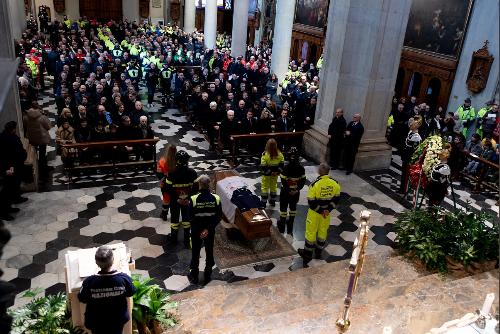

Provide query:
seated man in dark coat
left=136, top=116, right=155, bottom=160
left=130, top=101, right=149, bottom=126
left=116, top=115, right=140, bottom=161
left=195, top=92, right=211, bottom=130
left=218, top=110, right=241, bottom=163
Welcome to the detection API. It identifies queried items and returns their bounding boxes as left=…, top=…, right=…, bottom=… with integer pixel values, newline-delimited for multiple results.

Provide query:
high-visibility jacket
left=288, top=69, right=300, bottom=78
left=188, top=190, right=222, bottom=236
left=387, top=114, right=394, bottom=128
left=26, top=59, right=39, bottom=78
left=130, top=45, right=140, bottom=56
left=317, top=57, right=323, bottom=69
left=281, top=78, right=290, bottom=90
left=126, top=65, right=140, bottom=79
left=307, top=175, right=341, bottom=214
left=160, top=67, right=172, bottom=81
left=476, top=107, right=491, bottom=134
left=457, top=105, right=476, bottom=124
left=112, top=49, right=123, bottom=58
left=260, top=151, right=284, bottom=176
left=64, top=19, right=71, bottom=28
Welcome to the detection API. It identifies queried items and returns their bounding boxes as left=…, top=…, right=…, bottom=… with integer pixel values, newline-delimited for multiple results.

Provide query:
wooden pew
left=453, top=150, right=499, bottom=193
left=227, top=132, right=305, bottom=167
left=174, top=66, right=202, bottom=71
left=61, top=139, right=160, bottom=182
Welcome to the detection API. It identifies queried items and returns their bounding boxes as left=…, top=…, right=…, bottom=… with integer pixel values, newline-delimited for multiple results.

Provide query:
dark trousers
left=34, top=144, right=48, bottom=168
left=330, top=140, right=342, bottom=168
left=344, top=150, right=357, bottom=172
left=190, top=231, right=215, bottom=275
left=400, top=160, right=410, bottom=192
left=170, top=201, right=189, bottom=230
left=0, top=173, right=21, bottom=211
left=147, top=84, right=156, bottom=104
left=279, top=192, right=299, bottom=216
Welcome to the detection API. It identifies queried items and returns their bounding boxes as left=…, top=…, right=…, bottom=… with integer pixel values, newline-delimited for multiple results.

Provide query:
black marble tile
left=78, top=209, right=99, bottom=219
left=58, top=227, right=81, bottom=240
left=118, top=204, right=136, bottom=214
left=156, top=253, right=179, bottom=267
left=87, top=201, right=107, bottom=210
left=129, top=211, right=151, bottom=221
left=9, top=277, right=32, bottom=295
left=148, top=233, right=169, bottom=246
left=93, top=232, right=115, bottom=244
left=336, top=205, right=354, bottom=215
left=121, top=184, right=139, bottom=192
left=383, top=223, right=396, bottom=233
left=33, top=250, right=58, bottom=265
left=337, top=213, right=356, bottom=224
left=45, top=283, right=67, bottom=297
left=342, top=251, right=353, bottom=260
left=135, top=227, right=157, bottom=238
left=139, top=182, right=157, bottom=190
left=341, top=241, right=354, bottom=251
left=162, top=240, right=186, bottom=253
left=68, top=218, right=90, bottom=229
left=176, top=249, right=192, bottom=263
left=114, top=229, right=136, bottom=241
left=95, top=193, right=115, bottom=201
left=148, top=265, right=173, bottom=281
left=210, top=268, right=234, bottom=281
left=146, top=277, right=165, bottom=288
left=228, top=276, right=249, bottom=283
left=46, top=238, right=70, bottom=251
left=326, top=234, right=344, bottom=245
left=348, top=197, right=365, bottom=204
left=18, top=263, right=46, bottom=279
left=135, top=256, right=158, bottom=270
left=70, top=236, right=94, bottom=248
left=148, top=208, right=163, bottom=218
left=379, top=207, right=396, bottom=216
left=103, top=186, right=122, bottom=194
left=325, top=255, right=344, bottom=263
left=364, top=202, right=380, bottom=210
left=339, top=193, right=351, bottom=201
left=371, top=234, right=394, bottom=246
left=171, top=262, right=190, bottom=276
left=338, top=221, right=358, bottom=232
left=370, top=226, right=389, bottom=236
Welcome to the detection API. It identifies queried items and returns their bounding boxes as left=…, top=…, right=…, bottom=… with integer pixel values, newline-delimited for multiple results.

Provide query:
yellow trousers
left=305, top=209, right=330, bottom=243
left=261, top=175, right=278, bottom=201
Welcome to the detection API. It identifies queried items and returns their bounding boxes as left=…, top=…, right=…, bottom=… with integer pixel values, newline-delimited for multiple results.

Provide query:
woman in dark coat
left=75, top=117, right=93, bottom=165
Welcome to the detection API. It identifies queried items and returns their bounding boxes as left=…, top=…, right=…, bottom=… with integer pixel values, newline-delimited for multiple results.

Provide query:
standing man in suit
left=343, top=114, right=364, bottom=175
left=328, top=108, right=347, bottom=170
left=275, top=109, right=295, bottom=151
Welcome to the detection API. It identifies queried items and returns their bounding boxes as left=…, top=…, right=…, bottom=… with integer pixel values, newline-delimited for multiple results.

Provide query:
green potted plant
left=9, top=287, right=84, bottom=334
left=132, top=274, right=179, bottom=334
left=395, top=204, right=499, bottom=277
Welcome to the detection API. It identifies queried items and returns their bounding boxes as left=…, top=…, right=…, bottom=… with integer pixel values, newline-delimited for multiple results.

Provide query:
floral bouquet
left=409, top=135, right=447, bottom=188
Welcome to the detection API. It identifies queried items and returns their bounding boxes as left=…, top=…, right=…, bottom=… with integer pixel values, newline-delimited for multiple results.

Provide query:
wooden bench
left=452, top=150, right=499, bottom=193
left=61, top=139, right=160, bottom=182
left=226, top=132, right=305, bottom=167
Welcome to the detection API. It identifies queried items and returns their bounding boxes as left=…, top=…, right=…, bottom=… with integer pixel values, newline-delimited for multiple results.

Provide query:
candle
left=383, top=327, right=392, bottom=334
left=481, top=293, right=495, bottom=316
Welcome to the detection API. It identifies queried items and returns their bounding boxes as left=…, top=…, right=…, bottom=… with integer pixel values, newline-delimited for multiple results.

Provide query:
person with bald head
left=343, top=113, right=364, bottom=175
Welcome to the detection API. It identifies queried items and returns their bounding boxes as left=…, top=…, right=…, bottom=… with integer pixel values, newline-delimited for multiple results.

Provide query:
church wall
left=448, top=0, right=499, bottom=111
left=33, top=0, right=79, bottom=21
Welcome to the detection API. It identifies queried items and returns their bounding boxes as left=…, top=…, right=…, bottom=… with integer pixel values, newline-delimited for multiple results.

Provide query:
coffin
left=215, top=170, right=272, bottom=240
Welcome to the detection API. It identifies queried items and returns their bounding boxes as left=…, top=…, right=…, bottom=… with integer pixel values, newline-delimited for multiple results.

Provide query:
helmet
left=175, top=150, right=190, bottom=166
left=289, top=147, right=300, bottom=162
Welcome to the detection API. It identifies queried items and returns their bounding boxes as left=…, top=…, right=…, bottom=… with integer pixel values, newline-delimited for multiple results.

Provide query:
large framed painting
left=403, top=0, right=474, bottom=59
left=294, top=0, right=328, bottom=29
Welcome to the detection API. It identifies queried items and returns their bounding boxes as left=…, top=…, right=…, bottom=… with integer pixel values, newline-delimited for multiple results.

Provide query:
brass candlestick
left=335, top=211, right=371, bottom=333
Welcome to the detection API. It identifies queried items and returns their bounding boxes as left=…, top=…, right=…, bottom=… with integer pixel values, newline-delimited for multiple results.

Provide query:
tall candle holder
left=335, top=211, right=371, bottom=333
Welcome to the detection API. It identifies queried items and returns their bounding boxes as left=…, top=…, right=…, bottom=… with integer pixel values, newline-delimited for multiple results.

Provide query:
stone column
left=231, top=0, right=250, bottom=57
left=184, top=0, right=196, bottom=33
left=163, top=0, right=171, bottom=24
left=204, top=0, right=217, bottom=49
left=123, top=0, right=140, bottom=22
left=269, top=0, right=295, bottom=93
left=303, top=0, right=412, bottom=170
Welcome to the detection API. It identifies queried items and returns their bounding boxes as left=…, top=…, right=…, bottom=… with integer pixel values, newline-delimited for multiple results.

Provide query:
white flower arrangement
left=422, top=135, right=443, bottom=180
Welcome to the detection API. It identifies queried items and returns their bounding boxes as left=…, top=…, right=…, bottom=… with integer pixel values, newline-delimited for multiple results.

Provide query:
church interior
left=0, top=0, right=498, bottom=332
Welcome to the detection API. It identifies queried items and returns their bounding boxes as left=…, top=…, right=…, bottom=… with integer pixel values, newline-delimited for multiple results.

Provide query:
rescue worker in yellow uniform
left=164, top=150, right=199, bottom=245
left=298, top=162, right=341, bottom=262
left=187, top=174, right=222, bottom=285
left=476, top=100, right=494, bottom=137
left=279, top=147, right=305, bottom=236
left=260, top=139, right=285, bottom=206
left=160, top=62, right=173, bottom=106
left=457, top=97, right=475, bottom=140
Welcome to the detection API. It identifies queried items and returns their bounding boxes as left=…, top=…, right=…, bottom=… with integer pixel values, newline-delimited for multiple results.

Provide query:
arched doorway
left=408, top=72, right=423, bottom=98
left=394, top=67, right=405, bottom=99
left=301, top=41, right=308, bottom=60
left=310, top=44, right=317, bottom=64
left=425, top=77, right=442, bottom=112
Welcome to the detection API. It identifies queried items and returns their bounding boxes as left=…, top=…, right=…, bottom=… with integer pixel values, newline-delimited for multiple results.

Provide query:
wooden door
left=80, top=0, right=123, bottom=22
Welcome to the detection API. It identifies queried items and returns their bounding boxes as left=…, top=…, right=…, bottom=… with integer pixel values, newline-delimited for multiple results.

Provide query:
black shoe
left=346, top=170, right=352, bottom=175
left=160, top=210, right=168, bottom=221
left=188, top=271, right=199, bottom=284
left=12, top=197, right=28, bottom=204
left=167, top=229, right=178, bottom=242
left=0, top=214, right=14, bottom=221
left=277, top=217, right=286, bottom=233
left=7, top=207, right=20, bottom=213
left=298, top=248, right=312, bottom=261
left=269, top=199, right=276, bottom=206
left=330, top=166, right=338, bottom=170
left=204, top=270, right=212, bottom=285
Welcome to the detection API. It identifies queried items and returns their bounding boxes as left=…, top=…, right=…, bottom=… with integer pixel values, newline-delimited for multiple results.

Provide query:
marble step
left=169, top=251, right=458, bottom=333
left=263, top=270, right=499, bottom=334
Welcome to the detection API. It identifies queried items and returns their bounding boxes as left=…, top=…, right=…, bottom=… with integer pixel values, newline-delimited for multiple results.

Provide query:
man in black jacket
left=276, top=109, right=295, bottom=151
left=343, top=114, right=365, bottom=175
left=328, top=108, right=347, bottom=170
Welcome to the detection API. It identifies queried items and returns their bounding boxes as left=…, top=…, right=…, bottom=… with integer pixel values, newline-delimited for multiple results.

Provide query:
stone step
left=169, top=251, right=456, bottom=333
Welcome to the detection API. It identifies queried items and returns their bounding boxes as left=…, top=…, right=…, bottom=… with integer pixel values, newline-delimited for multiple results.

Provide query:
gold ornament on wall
left=170, top=0, right=181, bottom=20
left=466, top=41, right=494, bottom=94
left=139, top=0, right=150, bottom=18
left=53, top=0, right=65, bottom=12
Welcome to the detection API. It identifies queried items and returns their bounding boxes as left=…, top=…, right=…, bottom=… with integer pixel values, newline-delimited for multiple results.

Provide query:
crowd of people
left=387, top=95, right=499, bottom=203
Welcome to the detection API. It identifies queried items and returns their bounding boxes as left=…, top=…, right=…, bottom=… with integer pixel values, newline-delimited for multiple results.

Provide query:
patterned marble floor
left=4, top=78, right=498, bottom=308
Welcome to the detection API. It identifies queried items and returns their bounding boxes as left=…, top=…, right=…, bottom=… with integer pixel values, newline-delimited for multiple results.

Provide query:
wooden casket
left=215, top=170, right=272, bottom=240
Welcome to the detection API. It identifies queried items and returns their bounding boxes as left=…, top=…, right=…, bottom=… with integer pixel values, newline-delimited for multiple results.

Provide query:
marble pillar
left=0, top=0, right=24, bottom=136
left=204, top=0, right=217, bottom=49
left=269, top=0, right=294, bottom=93
left=184, top=0, right=196, bottom=33
left=123, top=0, right=140, bottom=22
left=163, top=0, right=171, bottom=24
left=231, top=0, right=250, bottom=57
left=304, top=0, right=412, bottom=170
left=447, top=0, right=500, bottom=110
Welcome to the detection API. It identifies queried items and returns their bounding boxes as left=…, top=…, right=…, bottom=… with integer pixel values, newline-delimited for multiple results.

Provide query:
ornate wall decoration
left=261, top=0, right=276, bottom=41
left=139, top=0, right=150, bottom=18
left=466, top=41, right=494, bottom=93
left=152, top=0, right=161, bottom=8
left=53, top=0, right=65, bottom=12
left=171, top=0, right=181, bottom=20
